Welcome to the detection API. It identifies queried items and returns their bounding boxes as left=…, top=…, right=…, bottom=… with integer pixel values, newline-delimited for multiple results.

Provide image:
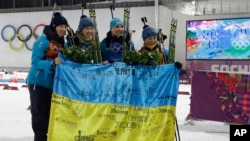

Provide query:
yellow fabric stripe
left=48, top=94, right=176, bottom=141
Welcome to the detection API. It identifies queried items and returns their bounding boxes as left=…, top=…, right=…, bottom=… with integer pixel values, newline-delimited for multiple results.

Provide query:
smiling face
left=81, top=26, right=94, bottom=39
left=111, top=24, right=124, bottom=38
left=55, top=24, right=67, bottom=38
left=144, top=36, right=157, bottom=46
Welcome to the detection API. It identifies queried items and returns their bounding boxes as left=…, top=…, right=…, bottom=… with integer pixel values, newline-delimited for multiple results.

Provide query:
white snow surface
left=0, top=84, right=229, bottom=141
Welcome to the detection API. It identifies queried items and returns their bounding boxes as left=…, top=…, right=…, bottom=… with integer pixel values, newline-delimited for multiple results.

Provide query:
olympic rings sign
left=232, top=40, right=250, bottom=50
left=1, top=24, right=45, bottom=51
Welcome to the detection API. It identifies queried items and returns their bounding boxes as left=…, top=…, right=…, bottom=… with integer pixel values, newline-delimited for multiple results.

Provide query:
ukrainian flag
left=48, top=61, right=180, bottom=141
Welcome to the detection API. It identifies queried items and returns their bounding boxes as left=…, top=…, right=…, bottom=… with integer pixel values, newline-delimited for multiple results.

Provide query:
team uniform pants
left=28, top=85, right=52, bottom=141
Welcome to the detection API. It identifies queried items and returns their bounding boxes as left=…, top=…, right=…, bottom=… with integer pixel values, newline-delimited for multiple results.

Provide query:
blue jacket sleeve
left=164, top=47, right=169, bottom=58
left=31, top=34, right=54, bottom=69
left=26, top=34, right=56, bottom=89
left=100, top=38, right=108, bottom=61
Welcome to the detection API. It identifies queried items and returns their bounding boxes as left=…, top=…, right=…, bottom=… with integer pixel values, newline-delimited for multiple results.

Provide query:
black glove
left=108, top=60, right=114, bottom=63
left=174, top=62, right=182, bottom=70
left=67, top=36, right=79, bottom=47
left=125, top=33, right=131, bottom=44
left=131, top=62, right=138, bottom=65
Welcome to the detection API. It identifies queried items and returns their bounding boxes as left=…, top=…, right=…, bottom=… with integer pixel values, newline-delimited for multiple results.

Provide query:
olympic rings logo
left=232, top=40, right=250, bottom=50
left=1, top=24, right=45, bottom=51
left=109, top=42, right=123, bottom=53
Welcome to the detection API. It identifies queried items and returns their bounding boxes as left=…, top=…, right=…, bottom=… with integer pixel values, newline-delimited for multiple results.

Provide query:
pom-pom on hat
left=142, top=25, right=158, bottom=41
left=78, top=15, right=95, bottom=31
left=110, top=18, right=123, bottom=30
left=50, top=12, right=68, bottom=31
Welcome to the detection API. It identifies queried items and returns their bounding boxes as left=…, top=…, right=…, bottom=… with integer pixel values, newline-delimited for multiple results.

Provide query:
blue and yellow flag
left=48, top=61, right=180, bottom=141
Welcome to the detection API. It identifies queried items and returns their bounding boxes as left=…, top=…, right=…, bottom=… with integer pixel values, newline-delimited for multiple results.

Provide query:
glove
left=108, top=60, right=114, bottom=63
left=131, top=62, right=138, bottom=65
left=67, top=36, right=79, bottom=47
left=162, top=34, right=167, bottom=41
left=125, top=33, right=131, bottom=44
left=174, top=62, right=182, bottom=70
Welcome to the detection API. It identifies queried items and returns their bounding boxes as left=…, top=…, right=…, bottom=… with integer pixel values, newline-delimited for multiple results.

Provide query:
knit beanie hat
left=142, top=25, right=158, bottom=41
left=50, top=12, right=68, bottom=31
left=78, top=15, right=94, bottom=31
left=110, top=18, right=123, bottom=30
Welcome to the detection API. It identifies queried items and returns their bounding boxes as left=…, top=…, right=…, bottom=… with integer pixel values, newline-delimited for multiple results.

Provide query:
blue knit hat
left=142, top=25, right=158, bottom=41
left=50, top=12, right=68, bottom=31
left=110, top=18, right=123, bottom=30
left=78, top=15, right=94, bottom=31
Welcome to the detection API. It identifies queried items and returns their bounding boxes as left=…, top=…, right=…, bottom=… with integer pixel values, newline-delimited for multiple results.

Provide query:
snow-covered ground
left=176, top=84, right=229, bottom=141
left=0, top=83, right=229, bottom=141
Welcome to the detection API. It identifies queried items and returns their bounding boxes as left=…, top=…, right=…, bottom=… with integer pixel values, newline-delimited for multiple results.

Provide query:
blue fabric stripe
left=53, top=61, right=180, bottom=107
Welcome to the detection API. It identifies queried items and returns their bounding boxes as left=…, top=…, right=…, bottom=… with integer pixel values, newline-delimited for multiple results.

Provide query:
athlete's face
left=144, top=36, right=157, bottom=46
left=111, top=24, right=124, bottom=38
left=82, top=26, right=94, bottom=39
left=55, top=24, right=67, bottom=37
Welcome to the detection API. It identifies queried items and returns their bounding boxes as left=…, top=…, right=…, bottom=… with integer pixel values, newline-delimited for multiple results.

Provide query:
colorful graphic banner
left=188, top=71, right=250, bottom=124
left=48, top=61, right=180, bottom=141
left=186, top=18, right=250, bottom=60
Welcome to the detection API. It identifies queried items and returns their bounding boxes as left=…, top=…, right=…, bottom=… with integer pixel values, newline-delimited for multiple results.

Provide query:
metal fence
left=0, top=0, right=154, bottom=13
left=160, top=0, right=250, bottom=15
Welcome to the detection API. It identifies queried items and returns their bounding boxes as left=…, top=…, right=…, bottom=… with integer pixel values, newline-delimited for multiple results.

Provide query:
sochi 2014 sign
left=187, top=60, right=250, bottom=73
left=186, top=17, right=250, bottom=60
